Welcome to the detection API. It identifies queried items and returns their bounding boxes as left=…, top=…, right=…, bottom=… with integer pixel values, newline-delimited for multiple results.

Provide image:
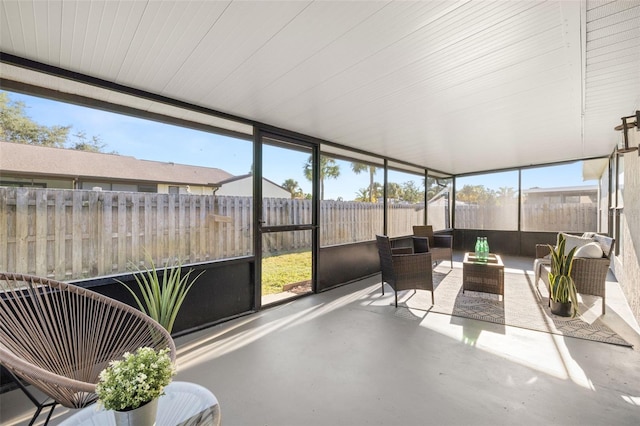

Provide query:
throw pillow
left=574, top=242, right=604, bottom=258
left=557, top=232, right=594, bottom=254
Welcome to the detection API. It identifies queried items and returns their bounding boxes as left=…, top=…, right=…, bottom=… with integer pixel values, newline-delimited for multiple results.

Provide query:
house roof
left=0, top=141, right=233, bottom=186
left=216, top=173, right=287, bottom=190
left=216, top=173, right=253, bottom=185
left=523, top=185, right=598, bottom=194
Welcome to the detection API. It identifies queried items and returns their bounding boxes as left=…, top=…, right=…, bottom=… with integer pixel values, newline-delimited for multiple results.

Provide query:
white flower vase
left=113, top=398, right=158, bottom=426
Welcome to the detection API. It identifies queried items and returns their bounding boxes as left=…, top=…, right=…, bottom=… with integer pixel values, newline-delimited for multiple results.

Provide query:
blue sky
left=4, top=91, right=595, bottom=200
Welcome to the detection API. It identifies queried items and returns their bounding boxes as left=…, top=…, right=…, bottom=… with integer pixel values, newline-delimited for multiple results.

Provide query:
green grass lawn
left=262, top=251, right=312, bottom=295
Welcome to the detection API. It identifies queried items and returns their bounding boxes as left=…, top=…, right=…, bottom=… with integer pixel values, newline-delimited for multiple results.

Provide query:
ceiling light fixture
left=614, top=111, right=640, bottom=155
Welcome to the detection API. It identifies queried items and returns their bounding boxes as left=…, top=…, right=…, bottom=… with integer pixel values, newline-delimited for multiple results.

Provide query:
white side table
left=59, top=381, right=221, bottom=426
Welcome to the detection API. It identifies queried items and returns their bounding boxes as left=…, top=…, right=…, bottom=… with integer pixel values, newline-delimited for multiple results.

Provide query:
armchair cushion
left=557, top=232, right=595, bottom=253
left=412, top=236, right=430, bottom=254
left=574, top=242, right=604, bottom=258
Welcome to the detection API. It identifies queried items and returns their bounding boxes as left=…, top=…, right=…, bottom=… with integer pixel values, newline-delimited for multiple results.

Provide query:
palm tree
left=495, top=186, right=517, bottom=207
left=351, top=162, right=377, bottom=202
left=304, top=155, right=340, bottom=200
left=355, top=188, right=369, bottom=202
left=387, top=182, right=402, bottom=202
left=371, top=182, right=383, bottom=202
left=496, top=186, right=516, bottom=199
left=282, top=179, right=300, bottom=199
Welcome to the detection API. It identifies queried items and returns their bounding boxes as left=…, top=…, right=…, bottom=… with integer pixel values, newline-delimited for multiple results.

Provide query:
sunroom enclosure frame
left=0, top=54, right=634, bottom=340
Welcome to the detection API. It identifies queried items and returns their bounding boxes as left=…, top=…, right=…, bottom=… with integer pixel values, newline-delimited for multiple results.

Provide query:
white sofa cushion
left=574, top=242, right=604, bottom=258
left=558, top=232, right=594, bottom=254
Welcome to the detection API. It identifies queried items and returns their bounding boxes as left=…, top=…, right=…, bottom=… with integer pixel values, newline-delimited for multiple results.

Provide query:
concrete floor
left=2, top=255, right=640, bottom=425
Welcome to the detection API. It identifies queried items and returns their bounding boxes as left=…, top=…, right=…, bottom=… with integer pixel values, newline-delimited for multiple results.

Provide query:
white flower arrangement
left=96, top=346, right=175, bottom=411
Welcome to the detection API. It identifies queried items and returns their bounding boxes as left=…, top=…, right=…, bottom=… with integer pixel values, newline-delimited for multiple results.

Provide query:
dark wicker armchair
left=412, top=225, right=453, bottom=269
left=376, top=235, right=434, bottom=307
left=0, top=272, right=176, bottom=425
left=535, top=234, right=615, bottom=315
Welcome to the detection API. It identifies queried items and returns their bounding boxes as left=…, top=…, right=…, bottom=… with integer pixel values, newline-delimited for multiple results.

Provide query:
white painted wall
left=216, top=177, right=289, bottom=198
left=619, top=128, right=640, bottom=323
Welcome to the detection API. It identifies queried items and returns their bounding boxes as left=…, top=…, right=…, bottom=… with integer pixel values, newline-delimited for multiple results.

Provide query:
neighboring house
left=215, top=173, right=291, bottom=198
left=0, top=141, right=233, bottom=194
left=522, top=186, right=598, bottom=204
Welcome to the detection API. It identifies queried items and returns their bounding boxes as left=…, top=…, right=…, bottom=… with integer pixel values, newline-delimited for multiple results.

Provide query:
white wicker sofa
left=534, top=232, right=615, bottom=315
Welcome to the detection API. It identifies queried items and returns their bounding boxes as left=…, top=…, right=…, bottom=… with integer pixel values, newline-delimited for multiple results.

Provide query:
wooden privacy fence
left=454, top=203, right=597, bottom=232
left=320, top=200, right=384, bottom=245
left=262, top=197, right=313, bottom=255
left=387, top=203, right=426, bottom=237
left=2, top=187, right=595, bottom=281
left=0, top=188, right=430, bottom=280
left=0, top=188, right=252, bottom=281
left=520, top=203, right=598, bottom=232
left=454, top=204, right=519, bottom=231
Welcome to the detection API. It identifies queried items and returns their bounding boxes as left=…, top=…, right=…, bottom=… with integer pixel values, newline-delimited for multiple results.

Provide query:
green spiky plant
left=547, top=234, right=579, bottom=318
left=116, top=254, right=205, bottom=334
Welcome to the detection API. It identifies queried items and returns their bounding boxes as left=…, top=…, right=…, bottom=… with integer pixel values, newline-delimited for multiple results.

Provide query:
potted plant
left=96, top=346, right=175, bottom=425
left=547, top=234, right=580, bottom=317
left=116, top=254, right=205, bottom=334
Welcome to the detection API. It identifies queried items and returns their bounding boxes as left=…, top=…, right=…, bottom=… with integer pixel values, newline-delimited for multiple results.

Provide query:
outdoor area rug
left=398, top=265, right=632, bottom=347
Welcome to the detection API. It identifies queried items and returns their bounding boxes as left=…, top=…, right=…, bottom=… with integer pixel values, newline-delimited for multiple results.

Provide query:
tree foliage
left=304, top=155, right=340, bottom=200
left=354, top=188, right=369, bottom=202
left=456, top=184, right=494, bottom=204
left=355, top=182, right=383, bottom=202
left=386, top=182, right=402, bottom=201
left=282, top=178, right=304, bottom=199
left=456, top=184, right=516, bottom=205
left=0, top=91, right=111, bottom=153
left=401, top=180, right=422, bottom=203
left=0, top=92, right=69, bottom=147
left=426, top=177, right=449, bottom=200
left=351, top=162, right=377, bottom=202
left=69, top=131, right=107, bottom=152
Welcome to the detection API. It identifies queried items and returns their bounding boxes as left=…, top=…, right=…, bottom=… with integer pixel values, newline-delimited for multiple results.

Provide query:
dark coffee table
left=462, top=253, right=504, bottom=299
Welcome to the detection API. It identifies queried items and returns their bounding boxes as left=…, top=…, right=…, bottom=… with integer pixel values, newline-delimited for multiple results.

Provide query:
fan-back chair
left=412, top=225, right=453, bottom=269
left=376, top=235, right=434, bottom=307
left=0, top=272, right=176, bottom=425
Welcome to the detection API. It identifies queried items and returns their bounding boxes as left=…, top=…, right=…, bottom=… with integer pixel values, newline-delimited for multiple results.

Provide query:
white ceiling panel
left=162, top=1, right=312, bottom=104
left=1, top=0, right=639, bottom=175
left=211, top=1, right=390, bottom=110
left=584, top=0, right=640, bottom=155
left=227, top=2, right=460, bottom=117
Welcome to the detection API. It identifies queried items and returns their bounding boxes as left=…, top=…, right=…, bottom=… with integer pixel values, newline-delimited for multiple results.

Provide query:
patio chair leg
left=29, top=402, right=57, bottom=426
left=431, top=291, right=435, bottom=305
left=395, top=291, right=398, bottom=308
left=602, top=297, right=606, bottom=315
left=5, top=368, right=57, bottom=426
left=381, top=282, right=385, bottom=295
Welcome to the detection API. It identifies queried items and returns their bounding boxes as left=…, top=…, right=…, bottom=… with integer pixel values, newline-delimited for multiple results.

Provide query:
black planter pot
left=550, top=300, right=572, bottom=317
